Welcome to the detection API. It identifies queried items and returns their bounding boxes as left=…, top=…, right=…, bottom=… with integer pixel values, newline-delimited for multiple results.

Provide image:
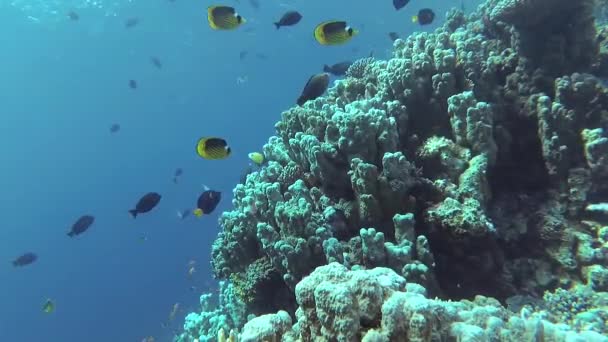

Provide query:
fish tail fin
left=67, top=231, right=74, bottom=237
left=323, top=65, right=331, bottom=73
left=274, top=22, right=280, bottom=29
left=129, top=209, right=138, bottom=218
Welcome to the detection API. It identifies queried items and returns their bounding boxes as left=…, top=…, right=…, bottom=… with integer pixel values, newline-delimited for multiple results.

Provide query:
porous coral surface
left=176, top=0, right=608, bottom=340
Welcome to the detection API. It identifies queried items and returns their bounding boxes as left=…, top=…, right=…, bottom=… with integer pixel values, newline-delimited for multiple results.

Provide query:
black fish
left=125, top=17, right=139, bottom=28
left=248, top=0, right=259, bottom=10
left=415, top=8, right=435, bottom=25
left=150, top=56, right=162, bottom=69
left=129, top=192, right=161, bottom=218
left=195, top=190, right=221, bottom=216
left=388, top=32, right=400, bottom=41
left=274, top=11, right=302, bottom=29
left=297, top=73, right=330, bottom=106
left=323, top=61, right=352, bottom=76
left=239, top=50, right=248, bottom=61
left=13, top=252, right=37, bottom=267
left=67, top=215, right=95, bottom=237
left=110, top=123, right=121, bottom=133
left=67, top=11, right=79, bottom=21
left=129, top=80, right=137, bottom=89
left=393, top=0, right=410, bottom=10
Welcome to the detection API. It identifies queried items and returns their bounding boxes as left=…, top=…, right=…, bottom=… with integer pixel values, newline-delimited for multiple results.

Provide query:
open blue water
left=0, top=0, right=469, bottom=340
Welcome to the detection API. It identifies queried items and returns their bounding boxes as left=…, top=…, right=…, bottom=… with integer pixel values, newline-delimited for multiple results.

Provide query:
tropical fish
left=42, top=299, right=55, bottom=313
left=393, top=0, right=410, bottom=10
left=413, top=8, right=435, bottom=25
left=248, top=152, right=265, bottom=165
left=129, top=192, right=161, bottom=218
left=314, top=21, right=358, bottom=45
left=193, top=190, right=221, bottom=217
left=67, top=11, right=79, bottom=21
left=196, top=137, right=231, bottom=160
left=323, top=61, right=352, bottom=76
left=150, top=56, right=162, bottom=69
left=207, top=6, right=246, bottom=30
left=297, top=73, right=330, bottom=106
left=388, top=32, right=400, bottom=41
left=12, top=252, right=37, bottom=267
left=274, top=11, right=302, bottom=29
left=110, top=123, right=121, bottom=133
left=173, top=168, right=183, bottom=184
left=125, top=17, right=139, bottom=28
left=67, top=215, right=95, bottom=237
left=177, top=209, right=191, bottom=220
left=168, top=303, right=180, bottom=321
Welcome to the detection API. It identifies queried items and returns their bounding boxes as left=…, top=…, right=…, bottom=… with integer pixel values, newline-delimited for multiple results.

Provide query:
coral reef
left=178, top=0, right=608, bottom=340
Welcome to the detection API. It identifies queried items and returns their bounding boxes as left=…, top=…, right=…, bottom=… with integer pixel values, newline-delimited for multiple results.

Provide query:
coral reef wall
left=178, top=0, right=608, bottom=340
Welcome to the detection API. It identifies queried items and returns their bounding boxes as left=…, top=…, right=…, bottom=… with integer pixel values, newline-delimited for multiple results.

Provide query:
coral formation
left=178, top=0, right=608, bottom=340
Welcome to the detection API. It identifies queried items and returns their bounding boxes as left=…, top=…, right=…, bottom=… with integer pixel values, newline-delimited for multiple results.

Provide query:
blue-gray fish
left=13, top=252, right=37, bottom=267
left=67, top=215, right=95, bottom=237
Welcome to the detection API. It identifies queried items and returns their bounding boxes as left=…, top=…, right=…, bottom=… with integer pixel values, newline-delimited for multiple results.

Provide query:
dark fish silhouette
left=13, top=252, right=37, bottom=267
left=194, top=190, right=221, bottom=217
left=297, top=73, right=330, bottom=106
left=413, top=8, right=435, bottom=25
left=323, top=61, right=352, bottom=76
left=274, top=11, right=302, bottom=29
left=129, top=192, right=162, bottom=218
left=129, top=80, right=137, bottom=89
left=150, top=56, right=162, bottom=69
left=239, top=50, right=248, bottom=61
left=110, top=123, right=121, bottom=133
left=67, top=11, right=79, bottom=21
left=125, top=17, right=139, bottom=28
left=393, top=0, right=410, bottom=10
left=67, top=215, right=95, bottom=237
left=388, top=32, right=400, bottom=41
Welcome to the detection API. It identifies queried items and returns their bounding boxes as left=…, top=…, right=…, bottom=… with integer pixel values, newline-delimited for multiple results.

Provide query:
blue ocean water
left=0, top=0, right=470, bottom=340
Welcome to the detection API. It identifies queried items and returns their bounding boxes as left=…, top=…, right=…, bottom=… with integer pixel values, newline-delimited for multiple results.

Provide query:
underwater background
left=0, top=0, right=462, bottom=340
left=0, top=0, right=608, bottom=342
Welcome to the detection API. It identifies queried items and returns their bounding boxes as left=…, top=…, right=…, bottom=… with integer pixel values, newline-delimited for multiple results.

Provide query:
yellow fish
left=42, top=299, right=55, bottom=313
left=196, top=137, right=231, bottom=160
left=207, top=6, right=246, bottom=30
left=248, top=152, right=264, bottom=165
left=314, top=21, right=358, bottom=45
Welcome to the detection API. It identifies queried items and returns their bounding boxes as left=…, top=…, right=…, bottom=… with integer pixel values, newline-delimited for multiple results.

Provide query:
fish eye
left=346, top=27, right=353, bottom=35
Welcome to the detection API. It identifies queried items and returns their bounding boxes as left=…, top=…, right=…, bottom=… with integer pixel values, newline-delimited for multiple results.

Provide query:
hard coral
left=194, top=0, right=608, bottom=339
